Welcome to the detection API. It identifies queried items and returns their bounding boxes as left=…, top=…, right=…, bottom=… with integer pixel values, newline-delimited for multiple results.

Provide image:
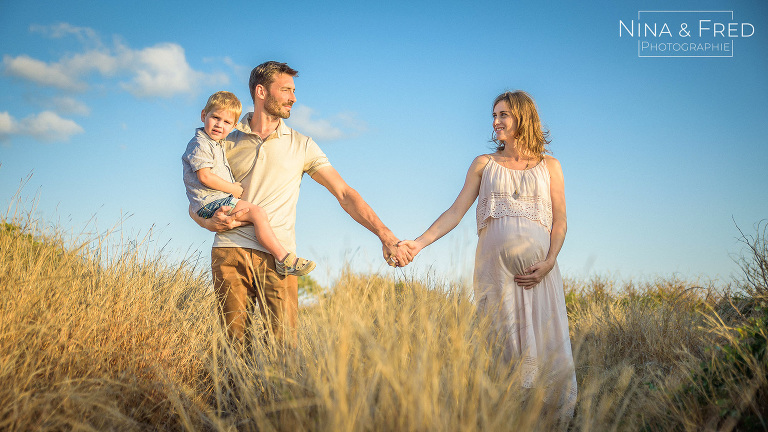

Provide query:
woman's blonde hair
left=202, top=91, right=242, bottom=125
left=492, top=90, right=550, bottom=156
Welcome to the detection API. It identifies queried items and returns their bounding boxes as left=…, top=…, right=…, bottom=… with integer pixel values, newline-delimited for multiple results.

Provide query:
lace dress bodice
left=476, top=157, right=553, bottom=233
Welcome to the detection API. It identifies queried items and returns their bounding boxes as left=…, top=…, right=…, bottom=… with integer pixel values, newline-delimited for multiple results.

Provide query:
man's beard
left=265, top=92, right=292, bottom=119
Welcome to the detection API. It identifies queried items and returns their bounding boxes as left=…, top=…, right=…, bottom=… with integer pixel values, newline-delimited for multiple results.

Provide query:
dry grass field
left=1, top=208, right=766, bottom=431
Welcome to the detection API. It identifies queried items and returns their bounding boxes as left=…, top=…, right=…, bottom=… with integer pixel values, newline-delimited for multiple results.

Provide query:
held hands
left=397, top=240, right=422, bottom=259
left=382, top=240, right=416, bottom=267
left=383, top=239, right=423, bottom=267
left=514, top=259, right=555, bottom=289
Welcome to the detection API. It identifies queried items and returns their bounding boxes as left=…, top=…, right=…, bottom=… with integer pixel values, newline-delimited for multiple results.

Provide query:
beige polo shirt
left=213, top=113, right=331, bottom=252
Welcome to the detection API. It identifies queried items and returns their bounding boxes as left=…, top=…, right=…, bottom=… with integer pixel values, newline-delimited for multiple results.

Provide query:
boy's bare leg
left=231, top=200, right=289, bottom=262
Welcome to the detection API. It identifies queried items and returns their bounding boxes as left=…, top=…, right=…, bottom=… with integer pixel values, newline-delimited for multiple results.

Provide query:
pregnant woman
left=402, top=90, right=577, bottom=417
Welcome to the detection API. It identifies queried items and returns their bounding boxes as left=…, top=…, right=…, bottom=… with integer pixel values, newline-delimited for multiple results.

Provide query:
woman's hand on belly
left=514, top=258, right=555, bottom=289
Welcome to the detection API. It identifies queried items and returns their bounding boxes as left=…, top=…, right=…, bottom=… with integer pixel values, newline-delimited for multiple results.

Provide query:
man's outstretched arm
left=310, top=166, right=411, bottom=266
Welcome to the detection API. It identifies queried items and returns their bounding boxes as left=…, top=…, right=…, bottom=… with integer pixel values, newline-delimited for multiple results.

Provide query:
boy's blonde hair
left=202, top=91, right=242, bottom=124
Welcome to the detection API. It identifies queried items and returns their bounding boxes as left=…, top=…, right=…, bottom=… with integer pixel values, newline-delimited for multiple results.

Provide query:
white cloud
left=30, top=23, right=100, bottom=45
left=64, top=50, right=119, bottom=76
left=24, top=111, right=84, bottom=141
left=0, top=111, right=83, bottom=142
left=334, top=111, right=368, bottom=134
left=289, top=105, right=343, bottom=141
left=2, top=54, right=85, bottom=90
left=51, top=97, right=90, bottom=116
left=0, top=112, right=16, bottom=135
left=2, top=49, right=119, bottom=91
left=205, top=56, right=247, bottom=80
left=287, top=105, right=367, bottom=141
left=4, top=23, right=229, bottom=98
left=119, top=43, right=227, bottom=98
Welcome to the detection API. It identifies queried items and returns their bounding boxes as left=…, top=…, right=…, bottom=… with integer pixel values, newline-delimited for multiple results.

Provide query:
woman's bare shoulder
left=473, top=153, right=494, bottom=165
left=469, top=154, right=493, bottom=172
left=543, top=154, right=562, bottom=169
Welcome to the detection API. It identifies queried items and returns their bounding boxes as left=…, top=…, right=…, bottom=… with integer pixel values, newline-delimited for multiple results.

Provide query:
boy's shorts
left=196, top=195, right=240, bottom=219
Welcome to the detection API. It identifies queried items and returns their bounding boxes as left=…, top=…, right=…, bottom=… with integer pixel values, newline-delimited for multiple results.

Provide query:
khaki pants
left=211, top=247, right=298, bottom=343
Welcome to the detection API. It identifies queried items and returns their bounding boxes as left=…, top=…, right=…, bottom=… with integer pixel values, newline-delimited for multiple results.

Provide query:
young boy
left=182, top=91, right=315, bottom=276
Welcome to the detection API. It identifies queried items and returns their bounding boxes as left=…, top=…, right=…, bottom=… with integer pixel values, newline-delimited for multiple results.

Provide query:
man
left=191, top=61, right=411, bottom=342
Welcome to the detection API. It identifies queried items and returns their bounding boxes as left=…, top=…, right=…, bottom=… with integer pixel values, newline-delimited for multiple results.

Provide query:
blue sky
left=1, top=0, right=767, bottom=287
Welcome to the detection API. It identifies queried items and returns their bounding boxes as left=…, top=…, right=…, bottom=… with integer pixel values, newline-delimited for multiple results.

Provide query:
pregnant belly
left=478, top=216, right=550, bottom=276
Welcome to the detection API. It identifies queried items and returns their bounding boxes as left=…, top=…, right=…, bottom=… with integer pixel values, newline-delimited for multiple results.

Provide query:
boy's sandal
left=276, top=252, right=316, bottom=276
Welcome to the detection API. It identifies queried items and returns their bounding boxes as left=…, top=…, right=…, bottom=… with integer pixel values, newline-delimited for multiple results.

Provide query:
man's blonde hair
left=492, top=90, right=551, bottom=156
left=202, top=91, right=242, bottom=124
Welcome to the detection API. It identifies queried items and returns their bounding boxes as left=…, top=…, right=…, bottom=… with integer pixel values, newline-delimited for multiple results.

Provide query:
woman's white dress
left=474, top=157, right=577, bottom=416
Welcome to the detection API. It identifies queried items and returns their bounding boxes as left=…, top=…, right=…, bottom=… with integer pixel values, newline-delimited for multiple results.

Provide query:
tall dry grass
left=0, top=214, right=218, bottom=430
left=0, top=207, right=766, bottom=431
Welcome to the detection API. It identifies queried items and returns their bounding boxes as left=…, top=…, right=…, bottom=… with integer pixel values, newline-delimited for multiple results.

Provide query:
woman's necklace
left=513, top=158, right=530, bottom=198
